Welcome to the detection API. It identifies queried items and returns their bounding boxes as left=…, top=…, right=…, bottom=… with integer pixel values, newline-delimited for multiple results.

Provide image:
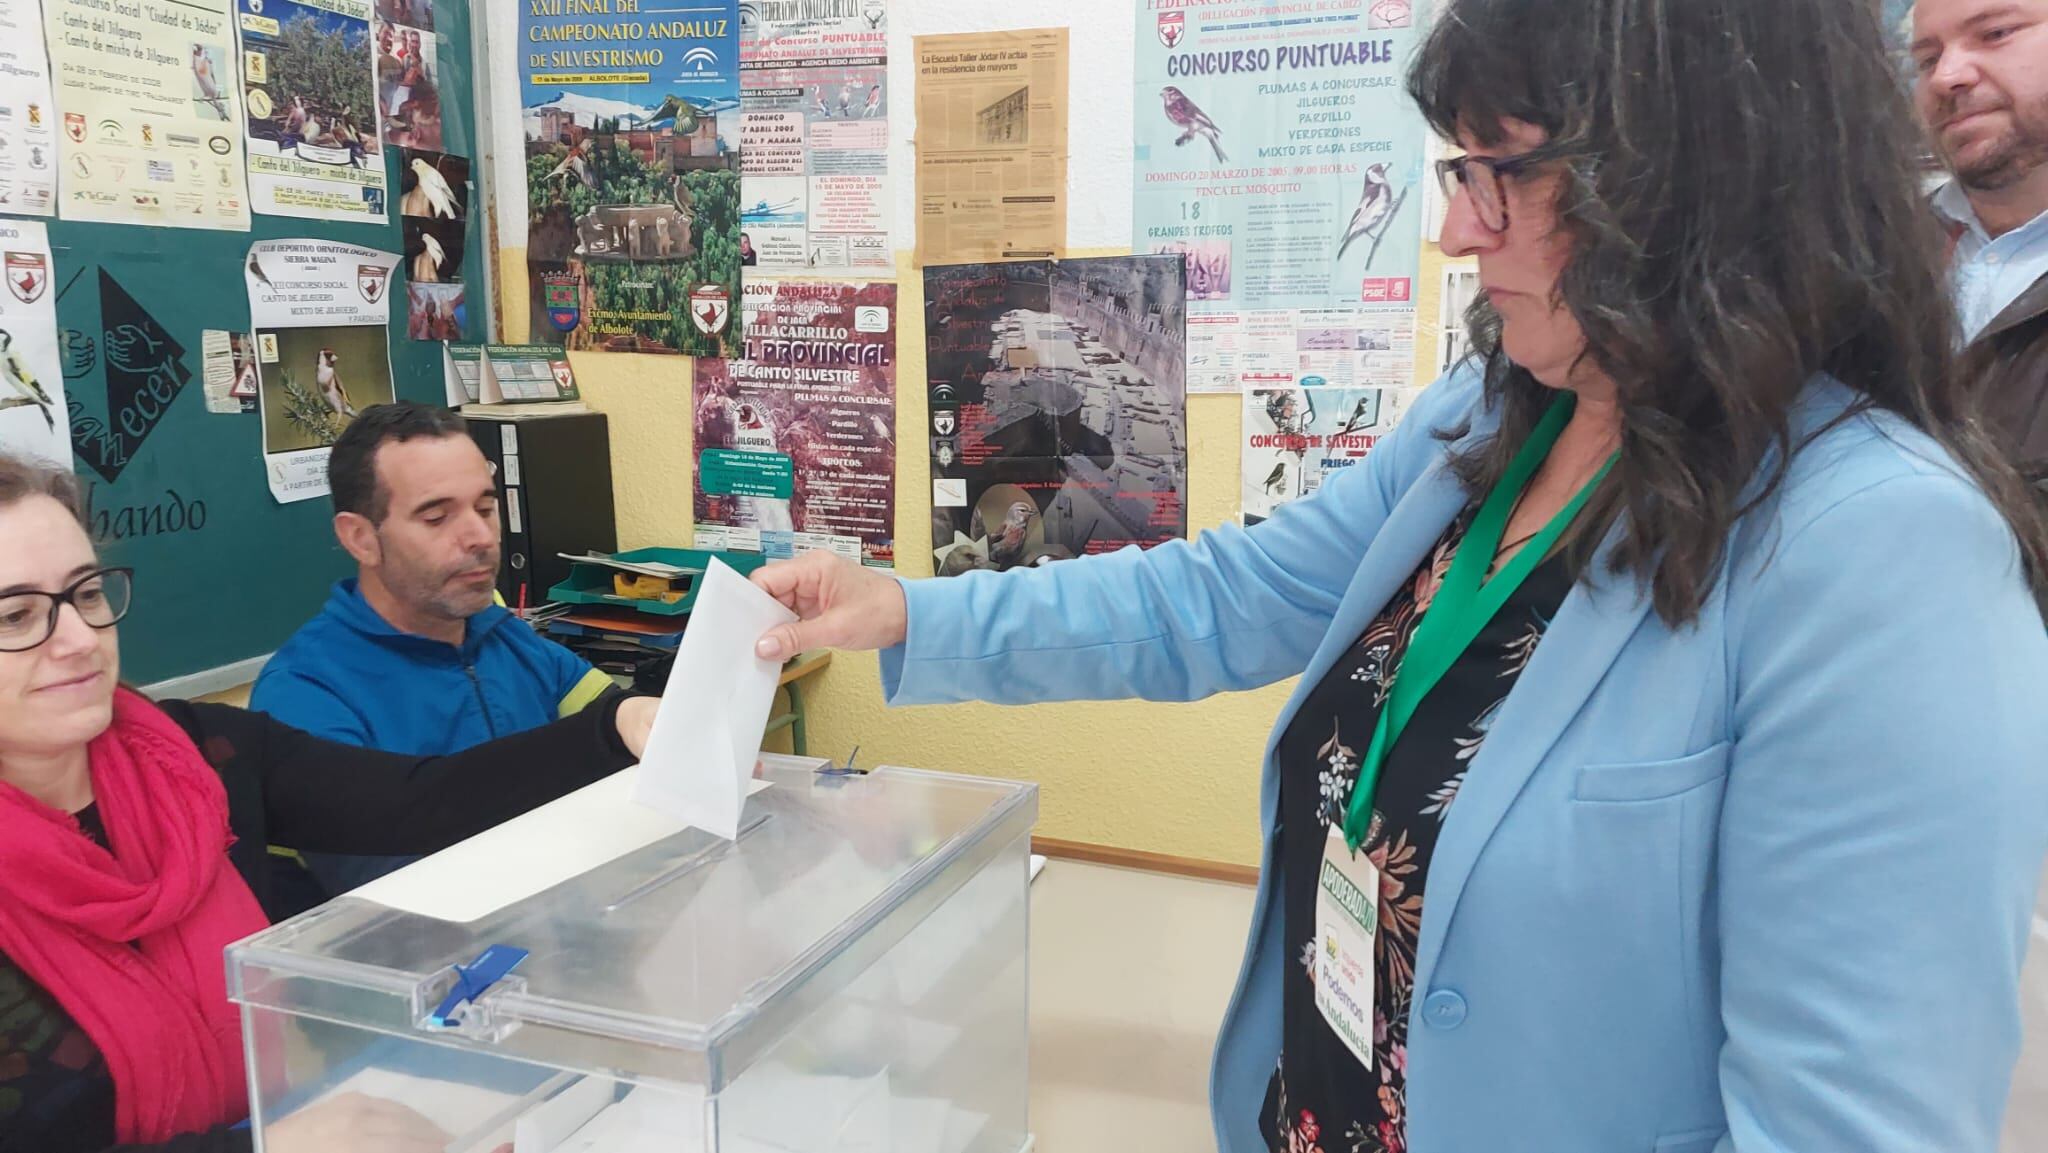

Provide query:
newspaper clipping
left=924, top=255, right=1186, bottom=575
left=913, top=27, right=1067, bottom=266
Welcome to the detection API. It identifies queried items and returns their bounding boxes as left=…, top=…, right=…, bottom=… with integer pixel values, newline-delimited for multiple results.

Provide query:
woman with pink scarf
left=0, top=454, right=658, bottom=1152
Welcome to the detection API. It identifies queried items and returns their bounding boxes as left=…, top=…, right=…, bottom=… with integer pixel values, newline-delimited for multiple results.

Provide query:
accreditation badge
left=1314, top=825, right=1379, bottom=1070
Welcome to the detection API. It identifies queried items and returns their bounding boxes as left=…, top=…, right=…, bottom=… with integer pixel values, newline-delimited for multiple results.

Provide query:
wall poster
left=1133, top=0, right=1426, bottom=393
left=923, top=255, right=1186, bottom=576
left=0, top=220, right=66, bottom=467
left=739, top=0, right=889, bottom=275
left=0, top=0, right=58, bottom=216
left=1240, top=385, right=1411, bottom=525
left=245, top=238, right=398, bottom=502
left=236, top=0, right=389, bottom=222
left=692, top=280, right=897, bottom=567
left=47, top=0, right=250, bottom=229
left=520, top=2, right=742, bottom=357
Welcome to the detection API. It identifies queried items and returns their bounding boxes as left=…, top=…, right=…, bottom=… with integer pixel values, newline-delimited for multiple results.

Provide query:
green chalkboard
left=50, top=2, right=487, bottom=686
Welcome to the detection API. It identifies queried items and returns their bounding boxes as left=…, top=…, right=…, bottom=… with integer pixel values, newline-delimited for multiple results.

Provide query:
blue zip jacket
left=250, top=578, right=612, bottom=892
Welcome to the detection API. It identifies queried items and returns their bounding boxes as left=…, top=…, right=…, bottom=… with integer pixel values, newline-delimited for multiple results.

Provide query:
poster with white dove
left=1133, top=0, right=1427, bottom=393
left=244, top=238, right=398, bottom=502
left=0, top=220, right=67, bottom=468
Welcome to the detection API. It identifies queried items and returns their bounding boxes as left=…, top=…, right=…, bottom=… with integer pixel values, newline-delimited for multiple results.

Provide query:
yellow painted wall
left=499, top=245, right=1464, bottom=866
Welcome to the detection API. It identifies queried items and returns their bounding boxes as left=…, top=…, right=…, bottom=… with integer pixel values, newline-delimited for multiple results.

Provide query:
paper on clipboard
left=632, top=559, right=798, bottom=840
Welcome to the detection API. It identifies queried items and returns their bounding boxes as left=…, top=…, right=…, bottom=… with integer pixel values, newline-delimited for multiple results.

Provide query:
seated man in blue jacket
left=253, top=401, right=613, bottom=894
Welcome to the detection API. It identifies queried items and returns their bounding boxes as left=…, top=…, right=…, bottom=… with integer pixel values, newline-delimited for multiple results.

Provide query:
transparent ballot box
left=226, top=758, right=1038, bottom=1153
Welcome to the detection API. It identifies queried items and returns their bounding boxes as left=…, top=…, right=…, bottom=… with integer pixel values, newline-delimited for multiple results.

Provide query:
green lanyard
left=1341, top=394, right=1616, bottom=852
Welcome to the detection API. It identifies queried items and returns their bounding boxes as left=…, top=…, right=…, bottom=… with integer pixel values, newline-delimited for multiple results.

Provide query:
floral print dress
left=1260, top=511, right=1572, bottom=1153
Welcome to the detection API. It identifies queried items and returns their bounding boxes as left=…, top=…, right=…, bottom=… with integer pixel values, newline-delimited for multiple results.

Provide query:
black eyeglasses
left=0, top=567, right=134, bottom=653
left=1435, top=150, right=1546, bottom=234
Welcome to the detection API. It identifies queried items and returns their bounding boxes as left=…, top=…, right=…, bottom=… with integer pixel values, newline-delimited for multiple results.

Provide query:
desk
left=767, top=651, right=833, bottom=756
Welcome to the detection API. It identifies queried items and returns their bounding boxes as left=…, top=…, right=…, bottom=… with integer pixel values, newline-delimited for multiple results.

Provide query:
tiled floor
left=1028, top=861, right=1256, bottom=1151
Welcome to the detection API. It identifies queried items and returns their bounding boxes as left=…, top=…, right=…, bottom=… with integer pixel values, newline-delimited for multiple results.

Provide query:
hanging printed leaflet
left=245, top=238, right=398, bottom=502
left=693, top=281, right=896, bottom=566
left=0, top=220, right=66, bottom=467
left=738, top=0, right=889, bottom=275
left=521, top=2, right=741, bottom=357
left=913, top=27, right=1067, bottom=266
left=1241, top=385, right=1414, bottom=525
left=46, top=0, right=250, bottom=229
left=0, top=0, right=58, bottom=216
left=924, top=255, right=1186, bottom=576
left=237, top=0, right=386, bottom=222
left=1134, top=0, right=1426, bottom=393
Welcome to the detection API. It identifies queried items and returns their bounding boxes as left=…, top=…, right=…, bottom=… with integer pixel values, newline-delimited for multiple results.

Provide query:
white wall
left=487, top=0, right=1138, bottom=258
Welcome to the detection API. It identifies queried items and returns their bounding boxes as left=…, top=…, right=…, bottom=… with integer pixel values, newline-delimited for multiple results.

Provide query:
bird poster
left=737, top=0, right=889, bottom=275
left=0, top=220, right=68, bottom=468
left=923, top=256, right=1187, bottom=577
left=244, top=237, right=398, bottom=502
left=911, top=27, right=1068, bottom=267
left=1240, top=386, right=1410, bottom=525
left=0, top=0, right=58, bottom=216
left=519, top=1, right=742, bottom=358
left=236, top=0, right=390, bottom=223
left=397, top=147, right=465, bottom=219
left=401, top=216, right=463, bottom=283
left=691, top=280, right=898, bottom=569
left=1132, top=0, right=1427, bottom=393
left=43, top=0, right=251, bottom=229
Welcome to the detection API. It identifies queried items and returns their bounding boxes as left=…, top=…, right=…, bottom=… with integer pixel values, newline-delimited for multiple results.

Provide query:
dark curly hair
left=1410, top=0, right=2048, bottom=623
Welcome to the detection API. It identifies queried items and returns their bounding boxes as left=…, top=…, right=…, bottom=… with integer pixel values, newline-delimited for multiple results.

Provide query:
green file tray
left=546, top=548, right=769, bottom=616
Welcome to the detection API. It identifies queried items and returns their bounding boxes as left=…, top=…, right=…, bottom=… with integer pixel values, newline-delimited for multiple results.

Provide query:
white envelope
left=632, top=559, right=799, bottom=839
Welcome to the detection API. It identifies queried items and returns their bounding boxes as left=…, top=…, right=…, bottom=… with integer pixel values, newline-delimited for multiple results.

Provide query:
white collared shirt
left=1933, top=180, right=2048, bottom=341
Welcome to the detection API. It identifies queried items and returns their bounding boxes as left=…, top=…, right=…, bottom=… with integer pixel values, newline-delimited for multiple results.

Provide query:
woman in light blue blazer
left=757, top=0, right=2048, bottom=1149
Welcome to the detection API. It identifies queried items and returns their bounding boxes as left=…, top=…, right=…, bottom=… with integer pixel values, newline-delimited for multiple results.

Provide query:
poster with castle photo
left=519, top=4, right=741, bottom=357
left=923, top=255, right=1187, bottom=576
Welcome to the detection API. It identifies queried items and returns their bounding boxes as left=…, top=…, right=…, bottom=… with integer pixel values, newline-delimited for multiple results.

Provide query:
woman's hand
left=263, top=1092, right=451, bottom=1153
left=615, top=695, right=658, bottom=759
left=751, top=552, right=909, bottom=661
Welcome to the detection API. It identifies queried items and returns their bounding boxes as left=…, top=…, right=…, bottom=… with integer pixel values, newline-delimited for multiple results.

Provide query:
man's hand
left=751, top=552, right=909, bottom=662
left=615, top=695, right=658, bottom=758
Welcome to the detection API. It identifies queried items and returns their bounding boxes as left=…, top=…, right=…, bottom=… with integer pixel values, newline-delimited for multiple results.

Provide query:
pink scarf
left=0, top=688, right=268, bottom=1142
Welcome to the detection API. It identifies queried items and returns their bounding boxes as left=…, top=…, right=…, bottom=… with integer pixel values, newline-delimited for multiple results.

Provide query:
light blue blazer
left=881, top=368, right=2048, bottom=1153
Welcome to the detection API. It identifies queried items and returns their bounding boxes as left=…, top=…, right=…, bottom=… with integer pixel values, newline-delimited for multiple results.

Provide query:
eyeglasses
left=0, top=567, right=134, bottom=653
left=1435, top=150, right=1546, bottom=234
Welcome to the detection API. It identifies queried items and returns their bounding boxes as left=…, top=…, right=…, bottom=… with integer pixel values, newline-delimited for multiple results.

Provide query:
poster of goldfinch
left=245, top=237, right=398, bottom=502
left=0, top=219, right=68, bottom=469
